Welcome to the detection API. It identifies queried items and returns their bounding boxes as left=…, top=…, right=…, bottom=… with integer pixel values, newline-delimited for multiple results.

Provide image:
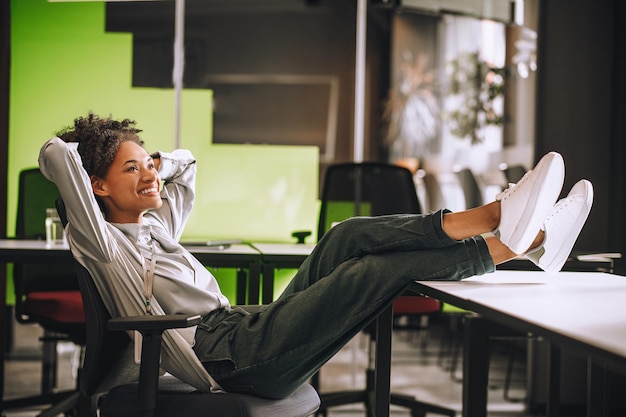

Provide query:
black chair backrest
left=455, top=168, right=483, bottom=209
left=503, top=165, right=527, bottom=184
left=16, top=168, right=61, bottom=239
left=318, top=162, right=421, bottom=239
left=55, top=199, right=140, bottom=400
left=14, top=169, right=78, bottom=321
left=422, top=173, right=446, bottom=212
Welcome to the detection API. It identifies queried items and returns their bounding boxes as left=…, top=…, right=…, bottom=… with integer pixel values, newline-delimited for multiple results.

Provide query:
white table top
left=0, top=238, right=70, bottom=251
left=0, top=240, right=315, bottom=255
left=183, top=243, right=260, bottom=255
left=0, top=239, right=260, bottom=255
left=414, top=270, right=626, bottom=363
left=251, top=242, right=315, bottom=257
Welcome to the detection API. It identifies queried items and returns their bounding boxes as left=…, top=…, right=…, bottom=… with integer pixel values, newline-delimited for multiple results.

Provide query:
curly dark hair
left=56, top=113, right=144, bottom=178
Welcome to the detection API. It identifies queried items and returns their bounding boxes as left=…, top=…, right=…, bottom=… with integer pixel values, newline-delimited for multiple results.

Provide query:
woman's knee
left=323, top=216, right=369, bottom=239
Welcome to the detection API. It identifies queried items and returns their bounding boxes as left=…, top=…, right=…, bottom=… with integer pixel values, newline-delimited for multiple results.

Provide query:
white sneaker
left=496, top=152, right=565, bottom=253
left=526, top=179, right=594, bottom=274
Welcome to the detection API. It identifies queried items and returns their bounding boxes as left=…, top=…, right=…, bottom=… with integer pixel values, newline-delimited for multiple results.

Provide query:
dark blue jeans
left=193, top=210, right=494, bottom=399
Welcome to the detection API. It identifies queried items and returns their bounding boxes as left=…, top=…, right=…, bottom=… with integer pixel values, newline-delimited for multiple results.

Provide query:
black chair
left=55, top=199, right=320, bottom=417
left=5, top=168, right=84, bottom=416
left=423, top=168, right=483, bottom=212
left=422, top=172, right=447, bottom=213
left=314, top=162, right=454, bottom=417
left=502, top=164, right=527, bottom=184
left=455, top=168, right=483, bottom=209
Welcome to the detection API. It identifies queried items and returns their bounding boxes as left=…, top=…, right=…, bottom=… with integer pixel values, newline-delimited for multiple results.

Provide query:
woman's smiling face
left=91, top=141, right=162, bottom=223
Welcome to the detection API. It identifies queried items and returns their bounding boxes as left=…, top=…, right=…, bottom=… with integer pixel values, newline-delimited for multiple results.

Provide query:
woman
left=39, top=113, right=593, bottom=399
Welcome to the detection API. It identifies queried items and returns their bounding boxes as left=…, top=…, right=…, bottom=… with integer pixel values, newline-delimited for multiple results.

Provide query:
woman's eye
left=128, top=166, right=139, bottom=172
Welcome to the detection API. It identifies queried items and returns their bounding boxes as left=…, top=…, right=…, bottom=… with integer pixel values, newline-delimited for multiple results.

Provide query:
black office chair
left=455, top=168, right=483, bottom=209
left=5, top=168, right=84, bottom=416
left=314, top=162, right=454, bottom=417
left=423, top=168, right=483, bottom=212
left=55, top=199, right=320, bottom=417
left=502, top=164, right=527, bottom=184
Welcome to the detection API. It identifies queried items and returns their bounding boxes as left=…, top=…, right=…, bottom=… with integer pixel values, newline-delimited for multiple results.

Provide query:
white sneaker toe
left=496, top=152, right=565, bottom=253
left=526, top=179, right=594, bottom=274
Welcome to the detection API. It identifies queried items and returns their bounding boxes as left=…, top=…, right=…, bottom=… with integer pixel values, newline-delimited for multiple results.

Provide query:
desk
left=184, top=243, right=263, bottom=305
left=412, top=270, right=626, bottom=417
left=0, top=239, right=74, bottom=263
left=250, top=243, right=315, bottom=304
left=0, top=239, right=262, bottom=266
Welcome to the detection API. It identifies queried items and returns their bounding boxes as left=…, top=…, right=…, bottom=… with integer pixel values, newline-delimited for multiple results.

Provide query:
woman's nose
left=142, top=166, right=158, bottom=180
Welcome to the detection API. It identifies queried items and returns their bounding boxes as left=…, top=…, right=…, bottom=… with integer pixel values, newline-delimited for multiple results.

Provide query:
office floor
left=3, top=314, right=538, bottom=417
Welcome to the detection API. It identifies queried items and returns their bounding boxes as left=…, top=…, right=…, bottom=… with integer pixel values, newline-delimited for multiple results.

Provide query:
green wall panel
left=9, top=0, right=214, bottom=236
left=9, top=0, right=319, bottom=242
left=182, top=143, right=319, bottom=242
left=8, top=0, right=319, bottom=303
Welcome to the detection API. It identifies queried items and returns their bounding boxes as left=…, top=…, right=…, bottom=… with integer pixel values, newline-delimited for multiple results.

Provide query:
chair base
left=317, top=389, right=455, bottom=417
left=2, top=390, right=78, bottom=417
left=99, top=376, right=320, bottom=417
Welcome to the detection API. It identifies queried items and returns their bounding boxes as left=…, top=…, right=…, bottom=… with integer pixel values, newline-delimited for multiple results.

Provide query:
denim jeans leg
left=194, top=210, right=494, bottom=399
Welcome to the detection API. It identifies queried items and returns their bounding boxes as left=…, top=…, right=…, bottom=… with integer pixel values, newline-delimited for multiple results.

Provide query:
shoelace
left=498, top=183, right=516, bottom=195
left=545, top=194, right=577, bottom=223
left=496, top=180, right=524, bottom=200
left=527, top=195, right=577, bottom=253
left=496, top=169, right=533, bottom=201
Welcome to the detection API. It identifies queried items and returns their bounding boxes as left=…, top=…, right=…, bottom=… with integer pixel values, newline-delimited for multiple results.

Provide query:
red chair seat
left=393, top=295, right=441, bottom=314
left=23, top=291, right=86, bottom=323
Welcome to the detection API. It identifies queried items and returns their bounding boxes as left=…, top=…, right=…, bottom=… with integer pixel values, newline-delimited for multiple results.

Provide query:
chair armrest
left=107, top=314, right=202, bottom=333
left=106, top=314, right=202, bottom=417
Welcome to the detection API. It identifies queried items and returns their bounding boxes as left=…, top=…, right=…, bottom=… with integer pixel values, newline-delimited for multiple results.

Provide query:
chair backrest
left=16, top=168, right=61, bottom=239
left=55, top=199, right=140, bottom=402
left=455, top=168, right=483, bottom=209
left=502, top=164, right=527, bottom=184
left=76, top=262, right=141, bottom=398
left=422, top=173, right=446, bottom=212
left=318, top=162, right=421, bottom=239
left=14, top=168, right=78, bottom=322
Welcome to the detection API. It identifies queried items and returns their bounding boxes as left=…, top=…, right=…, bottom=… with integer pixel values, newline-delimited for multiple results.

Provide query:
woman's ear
left=91, top=175, right=108, bottom=197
